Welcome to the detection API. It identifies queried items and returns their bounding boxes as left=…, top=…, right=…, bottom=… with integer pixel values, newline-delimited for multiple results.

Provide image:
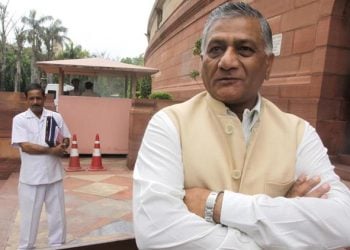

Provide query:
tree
left=56, top=41, right=89, bottom=59
left=0, top=1, right=15, bottom=90
left=40, top=19, right=69, bottom=60
left=13, top=25, right=25, bottom=92
left=121, top=54, right=151, bottom=98
left=22, top=9, right=52, bottom=83
left=121, top=53, right=144, bottom=66
left=40, top=18, right=69, bottom=83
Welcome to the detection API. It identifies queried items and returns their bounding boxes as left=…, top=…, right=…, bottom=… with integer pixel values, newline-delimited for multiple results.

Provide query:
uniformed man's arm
left=20, top=141, right=68, bottom=156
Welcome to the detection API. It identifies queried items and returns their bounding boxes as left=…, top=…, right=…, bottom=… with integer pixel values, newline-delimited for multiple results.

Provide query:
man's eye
left=207, top=46, right=224, bottom=57
left=238, top=46, right=254, bottom=57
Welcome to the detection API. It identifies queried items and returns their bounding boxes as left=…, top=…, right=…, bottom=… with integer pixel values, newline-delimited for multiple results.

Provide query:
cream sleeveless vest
left=164, top=92, right=305, bottom=197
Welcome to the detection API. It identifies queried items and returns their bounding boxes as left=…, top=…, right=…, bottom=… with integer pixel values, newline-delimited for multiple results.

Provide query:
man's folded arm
left=218, top=123, right=350, bottom=249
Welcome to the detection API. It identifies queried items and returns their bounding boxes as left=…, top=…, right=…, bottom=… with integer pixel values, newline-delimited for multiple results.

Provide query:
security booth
left=37, top=58, right=158, bottom=154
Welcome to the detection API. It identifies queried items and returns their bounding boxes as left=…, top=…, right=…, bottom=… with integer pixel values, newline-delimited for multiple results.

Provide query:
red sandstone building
left=144, top=0, right=350, bottom=178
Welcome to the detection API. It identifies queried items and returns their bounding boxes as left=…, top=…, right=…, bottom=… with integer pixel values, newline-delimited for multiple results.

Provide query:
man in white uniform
left=133, top=2, right=350, bottom=249
left=12, top=83, right=71, bottom=249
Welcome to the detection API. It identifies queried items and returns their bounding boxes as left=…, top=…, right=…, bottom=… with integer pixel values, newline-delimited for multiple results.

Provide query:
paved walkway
left=2, top=156, right=134, bottom=250
left=1, top=157, right=350, bottom=250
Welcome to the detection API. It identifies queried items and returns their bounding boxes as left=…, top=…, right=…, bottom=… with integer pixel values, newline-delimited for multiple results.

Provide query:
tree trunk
left=14, top=57, right=21, bottom=92
left=0, top=45, right=4, bottom=91
left=30, top=56, right=39, bottom=83
left=0, top=61, right=3, bottom=90
left=1, top=54, right=6, bottom=89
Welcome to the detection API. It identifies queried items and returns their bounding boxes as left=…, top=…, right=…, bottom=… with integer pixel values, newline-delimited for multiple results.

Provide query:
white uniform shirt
left=133, top=108, right=350, bottom=249
left=12, top=108, right=71, bottom=185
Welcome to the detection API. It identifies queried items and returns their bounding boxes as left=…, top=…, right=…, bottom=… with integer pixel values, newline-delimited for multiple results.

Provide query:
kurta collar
left=25, top=108, right=50, bottom=120
left=204, top=91, right=261, bottom=118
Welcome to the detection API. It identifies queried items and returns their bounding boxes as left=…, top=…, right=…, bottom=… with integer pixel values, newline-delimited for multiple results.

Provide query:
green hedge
left=149, top=91, right=172, bottom=100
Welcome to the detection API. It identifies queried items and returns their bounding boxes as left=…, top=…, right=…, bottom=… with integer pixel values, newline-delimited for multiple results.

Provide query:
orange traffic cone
left=88, top=134, right=105, bottom=171
left=65, top=134, right=84, bottom=172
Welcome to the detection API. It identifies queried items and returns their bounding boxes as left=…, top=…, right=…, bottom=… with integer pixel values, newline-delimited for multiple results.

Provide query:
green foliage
left=189, top=39, right=202, bottom=82
left=189, top=70, right=200, bottom=80
left=192, top=38, right=202, bottom=56
left=138, top=75, right=152, bottom=98
left=94, top=75, right=127, bottom=98
left=2, top=46, right=31, bottom=91
left=121, top=54, right=144, bottom=66
left=56, top=42, right=90, bottom=59
left=120, top=54, right=152, bottom=99
left=149, top=91, right=172, bottom=100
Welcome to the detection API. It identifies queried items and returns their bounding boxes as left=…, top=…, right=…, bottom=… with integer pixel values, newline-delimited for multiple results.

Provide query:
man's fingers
left=287, top=176, right=321, bottom=198
left=306, top=183, right=331, bottom=198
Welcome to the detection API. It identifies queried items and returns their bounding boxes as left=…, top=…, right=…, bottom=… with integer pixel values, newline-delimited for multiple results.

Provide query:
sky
left=6, top=0, right=155, bottom=60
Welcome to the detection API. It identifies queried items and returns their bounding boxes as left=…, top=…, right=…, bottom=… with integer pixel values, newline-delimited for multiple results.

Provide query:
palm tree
left=13, top=25, right=25, bottom=92
left=40, top=19, right=70, bottom=83
left=57, top=41, right=89, bottom=59
left=21, top=10, right=52, bottom=84
left=40, top=19, right=69, bottom=60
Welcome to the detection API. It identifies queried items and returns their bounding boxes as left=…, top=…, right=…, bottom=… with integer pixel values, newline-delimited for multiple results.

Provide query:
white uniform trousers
left=18, top=180, right=66, bottom=250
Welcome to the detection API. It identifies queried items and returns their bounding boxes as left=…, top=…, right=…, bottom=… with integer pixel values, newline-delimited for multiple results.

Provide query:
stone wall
left=127, top=98, right=179, bottom=170
left=0, top=92, right=25, bottom=159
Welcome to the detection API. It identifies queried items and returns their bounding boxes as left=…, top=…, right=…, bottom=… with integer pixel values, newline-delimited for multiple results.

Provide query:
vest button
left=225, top=124, right=233, bottom=134
left=231, top=170, right=241, bottom=179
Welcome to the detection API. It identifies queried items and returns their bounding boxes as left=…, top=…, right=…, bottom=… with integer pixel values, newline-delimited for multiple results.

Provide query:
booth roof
left=37, top=57, right=159, bottom=76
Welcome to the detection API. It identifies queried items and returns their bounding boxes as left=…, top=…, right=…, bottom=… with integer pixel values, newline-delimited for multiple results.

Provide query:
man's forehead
left=206, top=17, right=263, bottom=43
left=27, top=89, right=44, bottom=97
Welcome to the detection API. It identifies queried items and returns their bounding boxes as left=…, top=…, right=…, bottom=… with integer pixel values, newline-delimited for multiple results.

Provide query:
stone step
left=338, top=154, right=350, bottom=165
left=0, top=172, right=19, bottom=250
left=334, top=163, right=350, bottom=182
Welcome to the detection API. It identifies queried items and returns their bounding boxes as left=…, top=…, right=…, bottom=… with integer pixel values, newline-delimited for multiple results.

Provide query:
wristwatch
left=204, top=191, right=219, bottom=223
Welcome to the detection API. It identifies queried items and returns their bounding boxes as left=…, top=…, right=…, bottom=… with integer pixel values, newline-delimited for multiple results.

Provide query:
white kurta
left=12, top=108, right=71, bottom=184
left=133, top=110, right=350, bottom=250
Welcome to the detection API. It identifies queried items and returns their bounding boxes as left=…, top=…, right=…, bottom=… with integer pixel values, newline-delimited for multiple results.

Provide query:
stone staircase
left=334, top=154, right=350, bottom=181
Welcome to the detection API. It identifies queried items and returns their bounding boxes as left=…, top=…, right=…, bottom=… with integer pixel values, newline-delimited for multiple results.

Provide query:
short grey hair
left=201, top=2, right=273, bottom=55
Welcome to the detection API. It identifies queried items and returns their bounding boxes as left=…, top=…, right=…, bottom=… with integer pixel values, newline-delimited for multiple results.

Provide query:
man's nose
left=218, top=47, right=240, bottom=70
left=32, top=98, right=40, bottom=104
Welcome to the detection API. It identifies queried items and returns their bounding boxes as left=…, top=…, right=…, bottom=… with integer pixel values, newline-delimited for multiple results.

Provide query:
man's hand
left=49, top=143, right=68, bottom=156
left=184, top=188, right=223, bottom=223
left=286, top=175, right=330, bottom=198
left=62, top=138, right=70, bottom=150
left=184, top=187, right=211, bottom=218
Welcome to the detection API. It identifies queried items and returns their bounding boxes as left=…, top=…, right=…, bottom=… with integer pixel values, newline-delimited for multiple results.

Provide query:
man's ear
left=265, top=53, right=275, bottom=80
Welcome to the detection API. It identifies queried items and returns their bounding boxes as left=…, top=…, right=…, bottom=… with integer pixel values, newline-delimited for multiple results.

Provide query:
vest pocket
left=264, top=180, right=294, bottom=197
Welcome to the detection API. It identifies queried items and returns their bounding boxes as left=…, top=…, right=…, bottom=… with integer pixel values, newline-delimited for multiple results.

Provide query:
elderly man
left=133, top=2, right=350, bottom=249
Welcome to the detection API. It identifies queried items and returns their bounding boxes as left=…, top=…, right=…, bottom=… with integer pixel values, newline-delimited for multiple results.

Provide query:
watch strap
left=204, top=191, right=219, bottom=223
